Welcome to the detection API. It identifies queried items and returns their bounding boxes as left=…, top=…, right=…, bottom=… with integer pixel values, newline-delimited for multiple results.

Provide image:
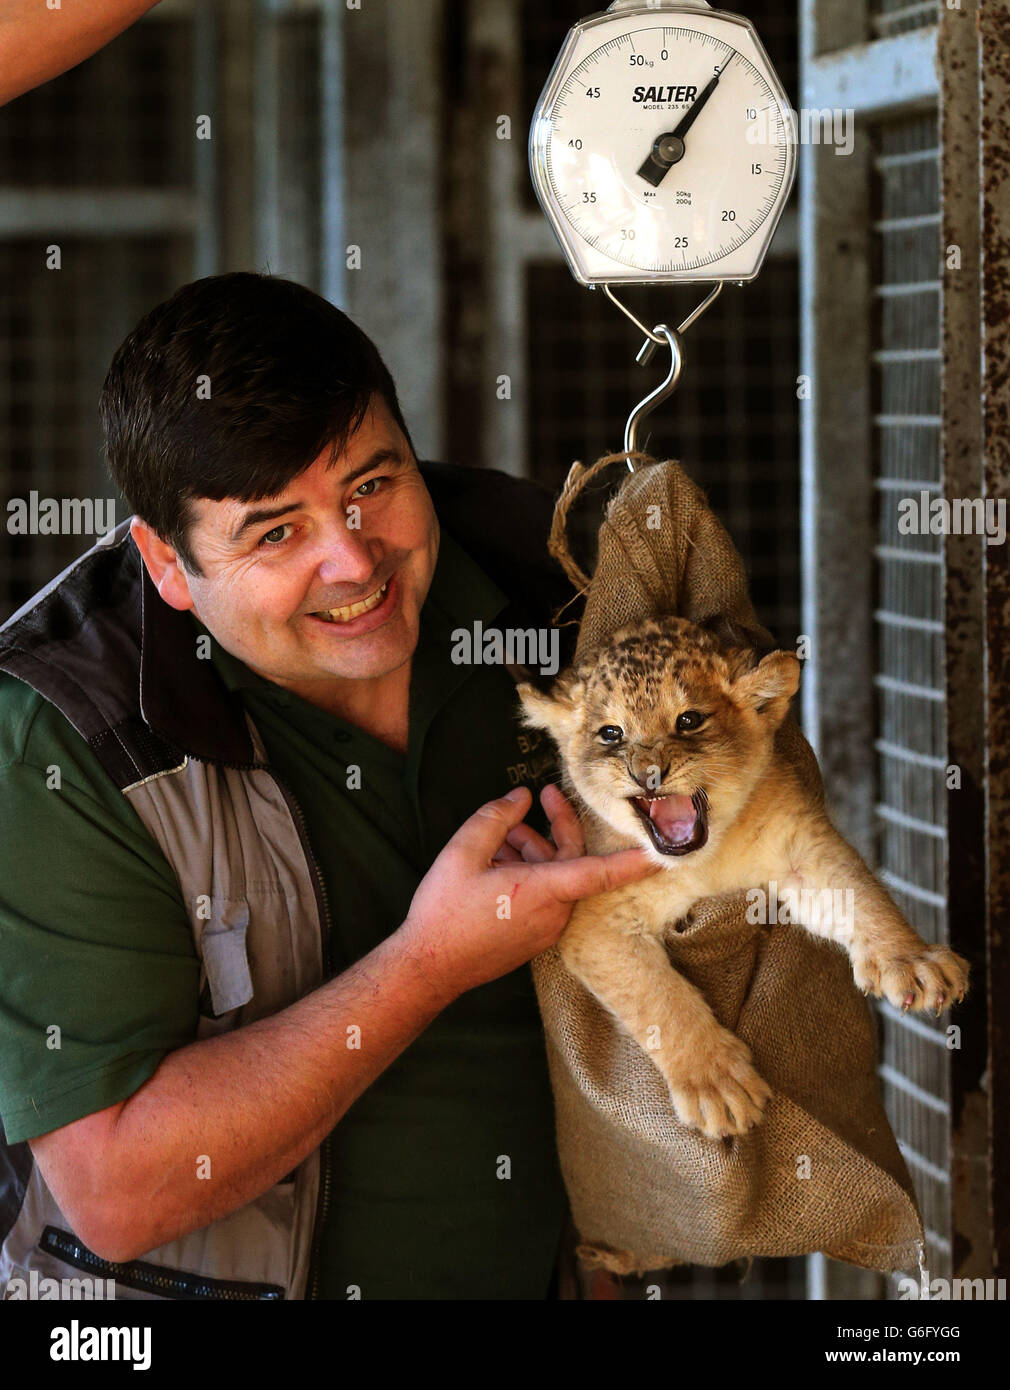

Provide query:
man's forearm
left=99, top=923, right=453, bottom=1261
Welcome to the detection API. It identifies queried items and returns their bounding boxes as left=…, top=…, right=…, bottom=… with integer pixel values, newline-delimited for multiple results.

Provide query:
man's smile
left=303, top=570, right=400, bottom=636
left=309, top=577, right=390, bottom=623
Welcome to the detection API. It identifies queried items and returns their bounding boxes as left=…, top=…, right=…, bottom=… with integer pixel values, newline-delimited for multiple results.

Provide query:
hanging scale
left=529, top=0, right=796, bottom=467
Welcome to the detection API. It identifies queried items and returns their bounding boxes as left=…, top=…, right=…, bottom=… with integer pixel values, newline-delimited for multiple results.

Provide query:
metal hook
left=623, top=325, right=683, bottom=470
left=602, top=282, right=725, bottom=470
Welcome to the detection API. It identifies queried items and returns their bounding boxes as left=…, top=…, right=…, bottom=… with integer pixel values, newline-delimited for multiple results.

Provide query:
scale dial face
left=529, top=5, right=796, bottom=285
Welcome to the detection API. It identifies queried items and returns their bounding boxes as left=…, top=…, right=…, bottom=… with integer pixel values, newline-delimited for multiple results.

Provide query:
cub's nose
left=628, top=758, right=670, bottom=791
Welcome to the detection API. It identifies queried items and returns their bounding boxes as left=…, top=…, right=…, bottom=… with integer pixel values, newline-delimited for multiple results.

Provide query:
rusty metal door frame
left=800, top=0, right=1000, bottom=1294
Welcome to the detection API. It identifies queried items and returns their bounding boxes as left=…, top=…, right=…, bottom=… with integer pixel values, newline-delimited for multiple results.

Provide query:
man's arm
left=30, top=921, right=454, bottom=1262
left=0, top=0, right=160, bottom=108
left=30, top=784, right=660, bottom=1263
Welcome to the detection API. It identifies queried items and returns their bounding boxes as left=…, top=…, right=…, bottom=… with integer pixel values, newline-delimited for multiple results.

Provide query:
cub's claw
left=853, top=942, right=970, bottom=1015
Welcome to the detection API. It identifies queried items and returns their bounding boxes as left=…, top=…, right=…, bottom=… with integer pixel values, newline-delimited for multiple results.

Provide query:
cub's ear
left=732, top=650, right=801, bottom=721
left=516, top=673, right=584, bottom=740
left=697, top=612, right=782, bottom=681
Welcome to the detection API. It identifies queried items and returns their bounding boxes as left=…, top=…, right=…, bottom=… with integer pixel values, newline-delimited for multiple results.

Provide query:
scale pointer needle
left=636, top=71, right=722, bottom=187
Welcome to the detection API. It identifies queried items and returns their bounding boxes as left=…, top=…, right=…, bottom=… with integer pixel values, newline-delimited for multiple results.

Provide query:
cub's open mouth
left=629, top=790, right=708, bottom=855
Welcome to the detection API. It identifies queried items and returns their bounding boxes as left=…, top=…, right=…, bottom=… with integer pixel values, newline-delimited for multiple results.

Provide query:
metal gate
left=799, top=0, right=997, bottom=1296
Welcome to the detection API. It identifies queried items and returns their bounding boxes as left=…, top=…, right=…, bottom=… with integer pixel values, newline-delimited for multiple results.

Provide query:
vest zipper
left=264, top=767, right=334, bottom=1303
left=39, top=1227, right=284, bottom=1301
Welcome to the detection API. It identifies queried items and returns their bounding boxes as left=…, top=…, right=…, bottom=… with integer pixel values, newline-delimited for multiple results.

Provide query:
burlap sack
left=532, top=450, right=925, bottom=1277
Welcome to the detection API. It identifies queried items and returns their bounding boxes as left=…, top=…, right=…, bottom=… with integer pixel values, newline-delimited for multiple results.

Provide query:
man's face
left=171, top=395, right=438, bottom=692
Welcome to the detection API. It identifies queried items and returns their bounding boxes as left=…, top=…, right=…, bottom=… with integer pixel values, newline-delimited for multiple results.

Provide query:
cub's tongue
left=646, top=793, right=697, bottom=845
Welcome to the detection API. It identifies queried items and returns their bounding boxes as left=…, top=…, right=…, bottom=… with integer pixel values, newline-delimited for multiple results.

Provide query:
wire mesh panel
left=0, top=10, right=200, bottom=621
left=0, top=237, right=192, bottom=619
left=0, top=19, right=194, bottom=188
left=870, top=0, right=940, bottom=40
left=869, top=111, right=952, bottom=1285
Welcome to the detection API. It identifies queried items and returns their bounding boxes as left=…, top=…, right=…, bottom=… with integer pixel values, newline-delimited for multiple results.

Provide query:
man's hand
left=398, top=783, right=660, bottom=1003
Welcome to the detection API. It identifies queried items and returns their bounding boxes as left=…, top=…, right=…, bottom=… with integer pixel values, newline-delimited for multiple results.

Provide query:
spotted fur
left=516, top=614, right=970, bottom=1141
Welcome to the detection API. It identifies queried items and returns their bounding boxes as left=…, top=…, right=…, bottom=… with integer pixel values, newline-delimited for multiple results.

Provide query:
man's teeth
left=313, top=581, right=389, bottom=624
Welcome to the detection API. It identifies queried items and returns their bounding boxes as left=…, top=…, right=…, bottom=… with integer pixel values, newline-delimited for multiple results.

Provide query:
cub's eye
left=675, top=710, right=706, bottom=732
left=597, top=725, right=624, bottom=745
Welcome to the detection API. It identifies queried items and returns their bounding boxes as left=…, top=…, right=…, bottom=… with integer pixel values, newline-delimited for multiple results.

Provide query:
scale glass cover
left=529, top=0, right=797, bottom=287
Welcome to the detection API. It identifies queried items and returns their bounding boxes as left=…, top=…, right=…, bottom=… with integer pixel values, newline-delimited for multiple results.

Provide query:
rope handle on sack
left=547, top=448, right=659, bottom=595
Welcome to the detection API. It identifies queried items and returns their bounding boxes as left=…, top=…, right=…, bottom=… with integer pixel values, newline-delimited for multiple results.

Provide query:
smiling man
left=0, top=273, right=658, bottom=1301
left=134, top=408, right=440, bottom=751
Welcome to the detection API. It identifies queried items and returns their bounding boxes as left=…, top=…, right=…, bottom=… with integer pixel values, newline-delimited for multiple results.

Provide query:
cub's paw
left=852, top=942, right=970, bottom=1014
left=662, top=1029, right=772, bottom=1140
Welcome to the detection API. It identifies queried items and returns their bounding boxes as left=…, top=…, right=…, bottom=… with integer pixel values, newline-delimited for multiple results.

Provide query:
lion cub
left=517, top=615, right=969, bottom=1141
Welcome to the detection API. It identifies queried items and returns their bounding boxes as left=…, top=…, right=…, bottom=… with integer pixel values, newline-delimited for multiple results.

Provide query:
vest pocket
left=37, top=1226, right=285, bottom=1301
left=198, top=898, right=255, bottom=1016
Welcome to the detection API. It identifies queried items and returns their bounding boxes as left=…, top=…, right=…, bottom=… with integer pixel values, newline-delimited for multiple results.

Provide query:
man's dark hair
left=100, top=272, right=416, bottom=575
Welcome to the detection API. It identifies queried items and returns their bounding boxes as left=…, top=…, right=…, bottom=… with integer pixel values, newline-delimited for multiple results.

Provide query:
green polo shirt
left=0, top=528, right=565, bottom=1299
